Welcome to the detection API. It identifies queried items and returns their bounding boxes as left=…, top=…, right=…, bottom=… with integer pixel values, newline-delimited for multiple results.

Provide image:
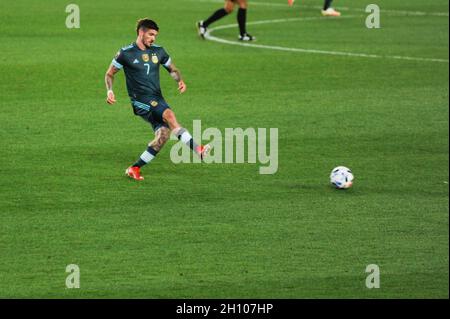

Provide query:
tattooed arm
left=105, top=65, right=120, bottom=104
left=166, top=63, right=186, bottom=94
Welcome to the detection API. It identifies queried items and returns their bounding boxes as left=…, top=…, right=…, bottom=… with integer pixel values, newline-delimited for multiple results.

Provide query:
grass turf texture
left=0, top=0, right=448, bottom=298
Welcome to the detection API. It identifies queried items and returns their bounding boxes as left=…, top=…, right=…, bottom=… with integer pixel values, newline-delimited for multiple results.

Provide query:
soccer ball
left=330, top=166, right=354, bottom=189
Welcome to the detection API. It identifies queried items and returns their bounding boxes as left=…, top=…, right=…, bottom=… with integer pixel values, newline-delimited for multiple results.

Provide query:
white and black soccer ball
left=330, top=166, right=354, bottom=189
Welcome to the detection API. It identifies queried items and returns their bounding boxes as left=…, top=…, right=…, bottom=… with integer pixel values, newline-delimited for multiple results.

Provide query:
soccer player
left=288, top=0, right=341, bottom=17
left=197, top=0, right=255, bottom=41
left=105, top=18, right=210, bottom=181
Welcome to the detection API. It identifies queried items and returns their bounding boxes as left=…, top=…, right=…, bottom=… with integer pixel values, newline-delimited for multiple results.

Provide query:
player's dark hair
left=136, top=18, right=159, bottom=35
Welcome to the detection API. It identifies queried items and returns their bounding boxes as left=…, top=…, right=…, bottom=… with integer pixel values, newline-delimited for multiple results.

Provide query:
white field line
left=210, top=15, right=356, bottom=31
left=205, top=16, right=449, bottom=63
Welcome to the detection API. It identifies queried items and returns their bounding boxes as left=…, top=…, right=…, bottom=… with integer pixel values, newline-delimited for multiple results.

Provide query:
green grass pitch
left=0, top=0, right=448, bottom=298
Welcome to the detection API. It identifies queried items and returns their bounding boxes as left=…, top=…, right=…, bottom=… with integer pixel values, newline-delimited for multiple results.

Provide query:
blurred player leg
left=197, top=0, right=234, bottom=38
left=322, top=0, right=341, bottom=16
left=236, top=0, right=255, bottom=41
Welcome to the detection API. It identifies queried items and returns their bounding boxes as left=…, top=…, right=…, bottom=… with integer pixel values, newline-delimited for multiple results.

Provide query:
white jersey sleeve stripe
left=163, top=57, right=172, bottom=68
left=112, top=59, right=123, bottom=69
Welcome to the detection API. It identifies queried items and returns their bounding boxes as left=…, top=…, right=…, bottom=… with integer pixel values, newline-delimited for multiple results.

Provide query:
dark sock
left=324, top=0, right=333, bottom=10
left=132, top=146, right=158, bottom=168
left=237, top=8, right=247, bottom=36
left=203, top=8, right=229, bottom=27
left=132, top=159, right=147, bottom=168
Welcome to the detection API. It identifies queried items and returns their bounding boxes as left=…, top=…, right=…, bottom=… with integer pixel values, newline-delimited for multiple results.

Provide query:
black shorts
left=131, top=97, right=170, bottom=132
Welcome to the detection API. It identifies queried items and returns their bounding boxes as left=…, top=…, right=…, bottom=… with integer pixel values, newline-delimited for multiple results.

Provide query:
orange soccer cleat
left=288, top=0, right=295, bottom=7
left=196, top=144, right=212, bottom=161
left=125, top=166, right=144, bottom=181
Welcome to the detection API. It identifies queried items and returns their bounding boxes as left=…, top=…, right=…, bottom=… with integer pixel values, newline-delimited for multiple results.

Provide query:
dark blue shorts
left=131, top=97, right=170, bottom=132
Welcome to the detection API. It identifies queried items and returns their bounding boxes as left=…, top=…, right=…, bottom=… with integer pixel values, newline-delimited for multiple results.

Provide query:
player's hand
left=106, top=90, right=116, bottom=104
left=178, top=80, right=186, bottom=94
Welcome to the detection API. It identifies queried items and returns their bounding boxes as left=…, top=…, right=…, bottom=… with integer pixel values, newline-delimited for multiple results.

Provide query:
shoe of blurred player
left=197, top=144, right=212, bottom=161
left=197, top=21, right=207, bottom=39
left=239, top=33, right=255, bottom=41
left=288, top=0, right=295, bottom=6
left=125, top=166, right=144, bottom=181
left=321, top=8, right=341, bottom=17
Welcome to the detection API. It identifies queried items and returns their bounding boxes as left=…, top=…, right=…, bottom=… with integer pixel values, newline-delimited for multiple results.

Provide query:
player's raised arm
left=165, top=63, right=186, bottom=94
left=105, top=64, right=121, bottom=104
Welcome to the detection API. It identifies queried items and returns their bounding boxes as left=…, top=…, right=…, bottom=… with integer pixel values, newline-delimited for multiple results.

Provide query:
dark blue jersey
left=112, top=42, right=171, bottom=101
